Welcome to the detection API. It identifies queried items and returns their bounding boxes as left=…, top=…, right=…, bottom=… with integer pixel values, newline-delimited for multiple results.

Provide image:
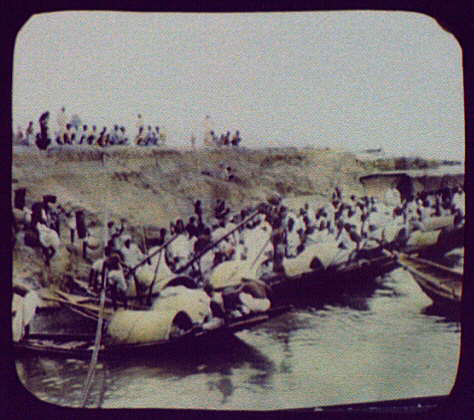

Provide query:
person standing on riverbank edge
left=56, top=107, right=67, bottom=138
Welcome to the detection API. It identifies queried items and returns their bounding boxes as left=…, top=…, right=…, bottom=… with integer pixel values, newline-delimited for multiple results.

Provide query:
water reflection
left=30, top=308, right=97, bottom=334
left=17, top=356, right=90, bottom=406
left=102, top=335, right=276, bottom=408
left=320, top=293, right=371, bottom=311
left=15, top=268, right=461, bottom=409
left=421, top=304, right=461, bottom=326
left=208, top=377, right=233, bottom=404
left=17, top=334, right=276, bottom=407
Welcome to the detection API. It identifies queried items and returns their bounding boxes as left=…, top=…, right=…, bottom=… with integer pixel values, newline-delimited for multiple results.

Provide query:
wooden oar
left=176, top=211, right=261, bottom=274
left=223, top=236, right=272, bottom=286
left=146, top=248, right=163, bottom=305
left=81, top=151, right=108, bottom=408
left=129, top=232, right=181, bottom=272
left=80, top=281, right=106, bottom=407
left=249, top=236, right=272, bottom=269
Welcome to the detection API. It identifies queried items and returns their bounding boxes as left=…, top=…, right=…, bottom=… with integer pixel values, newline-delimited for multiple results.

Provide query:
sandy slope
left=13, top=146, right=369, bottom=224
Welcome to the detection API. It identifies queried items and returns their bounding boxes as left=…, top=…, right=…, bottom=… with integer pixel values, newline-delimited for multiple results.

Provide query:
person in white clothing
left=57, top=107, right=67, bottom=137
left=25, top=121, right=34, bottom=146
left=384, top=187, right=401, bottom=207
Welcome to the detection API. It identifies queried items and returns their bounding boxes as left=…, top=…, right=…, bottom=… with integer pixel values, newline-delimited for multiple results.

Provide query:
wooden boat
left=28, top=282, right=160, bottom=322
left=14, top=306, right=289, bottom=359
left=396, top=252, right=462, bottom=309
left=21, top=243, right=400, bottom=323
left=269, top=252, right=398, bottom=302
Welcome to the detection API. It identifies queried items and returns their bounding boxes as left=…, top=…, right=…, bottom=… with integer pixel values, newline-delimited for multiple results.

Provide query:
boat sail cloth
left=12, top=294, right=23, bottom=316
left=106, top=309, right=181, bottom=344
left=152, top=286, right=211, bottom=324
left=283, top=240, right=339, bottom=278
left=382, top=223, right=402, bottom=244
left=239, top=292, right=271, bottom=312
left=421, top=216, right=455, bottom=232
left=12, top=291, right=42, bottom=342
left=406, top=230, right=441, bottom=249
left=210, top=260, right=259, bottom=290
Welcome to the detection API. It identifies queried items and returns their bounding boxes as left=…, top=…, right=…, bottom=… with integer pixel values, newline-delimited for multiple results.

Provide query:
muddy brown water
left=16, top=268, right=460, bottom=410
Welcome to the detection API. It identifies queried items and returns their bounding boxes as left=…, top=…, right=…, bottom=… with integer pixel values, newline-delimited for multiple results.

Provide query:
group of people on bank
left=14, top=109, right=166, bottom=150
left=203, top=130, right=242, bottom=148
left=14, top=109, right=243, bottom=151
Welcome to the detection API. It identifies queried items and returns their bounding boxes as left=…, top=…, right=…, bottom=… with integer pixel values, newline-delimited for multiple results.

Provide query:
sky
left=12, top=11, right=465, bottom=160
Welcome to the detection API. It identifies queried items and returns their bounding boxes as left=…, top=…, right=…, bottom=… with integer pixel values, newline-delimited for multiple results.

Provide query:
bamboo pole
left=142, top=226, right=148, bottom=255
left=80, top=282, right=106, bottom=407
left=129, top=233, right=181, bottom=272
left=80, top=151, right=108, bottom=408
left=175, top=211, right=260, bottom=274
left=250, top=236, right=272, bottom=269
left=147, top=248, right=163, bottom=305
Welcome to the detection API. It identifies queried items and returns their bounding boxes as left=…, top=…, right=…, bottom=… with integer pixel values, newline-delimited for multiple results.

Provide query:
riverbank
left=12, top=145, right=463, bottom=289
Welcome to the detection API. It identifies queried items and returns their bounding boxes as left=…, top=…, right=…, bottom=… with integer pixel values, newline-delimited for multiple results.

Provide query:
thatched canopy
left=210, top=260, right=258, bottom=290
left=283, top=240, right=339, bottom=278
left=106, top=308, right=182, bottom=343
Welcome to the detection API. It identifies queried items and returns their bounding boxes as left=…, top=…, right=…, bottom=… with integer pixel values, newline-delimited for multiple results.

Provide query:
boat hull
left=396, top=253, right=462, bottom=311
left=270, top=254, right=398, bottom=302
left=13, top=307, right=289, bottom=359
left=409, top=271, right=461, bottom=311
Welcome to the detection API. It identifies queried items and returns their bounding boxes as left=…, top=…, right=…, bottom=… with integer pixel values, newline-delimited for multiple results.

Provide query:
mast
left=80, top=151, right=109, bottom=408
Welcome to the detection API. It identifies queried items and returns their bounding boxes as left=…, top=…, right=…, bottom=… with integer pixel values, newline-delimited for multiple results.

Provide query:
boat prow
left=396, top=252, right=462, bottom=310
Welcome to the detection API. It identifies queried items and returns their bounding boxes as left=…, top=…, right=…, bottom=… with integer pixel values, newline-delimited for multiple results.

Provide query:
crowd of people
left=14, top=109, right=243, bottom=151
left=203, top=130, right=242, bottom=148
left=13, top=109, right=167, bottom=150
left=13, top=180, right=465, bottom=336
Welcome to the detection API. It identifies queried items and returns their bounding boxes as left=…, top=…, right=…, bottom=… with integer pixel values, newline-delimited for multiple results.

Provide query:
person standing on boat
left=31, top=201, right=48, bottom=228
left=193, top=227, right=212, bottom=254
left=185, top=217, right=199, bottom=239
left=214, top=199, right=230, bottom=224
left=194, top=199, right=204, bottom=228
left=417, top=200, right=431, bottom=223
left=104, top=255, right=128, bottom=310
left=12, top=290, right=42, bottom=341
left=285, top=215, right=305, bottom=257
left=452, top=186, right=465, bottom=216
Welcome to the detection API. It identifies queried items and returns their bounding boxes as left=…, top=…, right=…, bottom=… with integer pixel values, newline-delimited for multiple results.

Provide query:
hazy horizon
left=13, top=11, right=465, bottom=160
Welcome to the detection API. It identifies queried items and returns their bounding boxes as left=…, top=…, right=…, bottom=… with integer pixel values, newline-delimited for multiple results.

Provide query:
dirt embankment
left=13, top=147, right=369, bottom=226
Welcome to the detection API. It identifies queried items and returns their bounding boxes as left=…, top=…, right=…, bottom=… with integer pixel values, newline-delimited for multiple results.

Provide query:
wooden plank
left=398, top=253, right=463, bottom=284
left=77, top=279, right=159, bottom=304
left=39, top=285, right=144, bottom=318
left=54, top=289, right=97, bottom=305
left=66, top=304, right=110, bottom=321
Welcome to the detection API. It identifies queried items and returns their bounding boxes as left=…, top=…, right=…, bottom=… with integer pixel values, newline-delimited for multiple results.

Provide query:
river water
left=15, top=268, right=461, bottom=410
